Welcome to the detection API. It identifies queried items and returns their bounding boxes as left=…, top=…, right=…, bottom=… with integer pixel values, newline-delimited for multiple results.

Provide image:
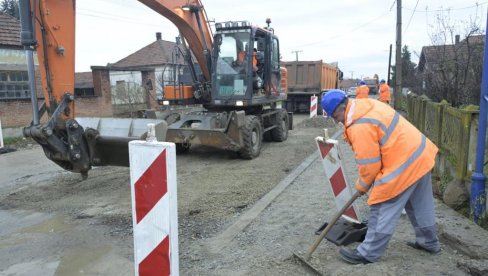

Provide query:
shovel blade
left=291, top=250, right=323, bottom=276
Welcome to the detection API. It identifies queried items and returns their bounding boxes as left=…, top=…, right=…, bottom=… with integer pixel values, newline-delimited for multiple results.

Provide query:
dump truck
left=19, top=0, right=290, bottom=178
left=282, top=60, right=342, bottom=114
left=362, top=76, right=379, bottom=95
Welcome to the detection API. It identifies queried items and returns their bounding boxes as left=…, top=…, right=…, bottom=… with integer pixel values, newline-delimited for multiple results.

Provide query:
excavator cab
left=210, top=22, right=285, bottom=108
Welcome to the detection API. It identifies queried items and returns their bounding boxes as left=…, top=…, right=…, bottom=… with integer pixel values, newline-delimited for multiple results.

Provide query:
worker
left=355, top=80, right=369, bottom=99
left=379, top=79, right=391, bottom=104
left=238, top=44, right=257, bottom=71
left=321, top=90, right=440, bottom=264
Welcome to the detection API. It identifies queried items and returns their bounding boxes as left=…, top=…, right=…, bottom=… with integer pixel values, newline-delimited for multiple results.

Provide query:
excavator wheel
left=263, top=131, right=272, bottom=142
left=270, top=109, right=289, bottom=142
left=176, top=143, right=191, bottom=154
left=238, top=115, right=263, bottom=159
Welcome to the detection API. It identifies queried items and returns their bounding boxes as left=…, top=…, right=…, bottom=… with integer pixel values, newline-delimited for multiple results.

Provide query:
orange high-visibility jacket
left=238, top=51, right=257, bottom=66
left=343, top=99, right=438, bottom=205
left=379, top=83, right=391, bottom=102
left=355, top=85, right=369, bottom=99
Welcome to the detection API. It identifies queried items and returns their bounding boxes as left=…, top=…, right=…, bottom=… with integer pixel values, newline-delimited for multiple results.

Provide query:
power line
left=403, top=1, right=488, bottom=12
left=390, top=0, right=397, bottom=11
left=403, top=0, right=420, bottom=34
left=77, top=11, right=168, bottom=28
left=293, top=10, right=392, bottom=49
left=77, top=7, right=177, bottom=29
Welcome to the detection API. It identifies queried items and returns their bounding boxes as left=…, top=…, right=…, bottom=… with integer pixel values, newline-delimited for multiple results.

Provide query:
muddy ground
left=0, top=115, right=487, bottom=275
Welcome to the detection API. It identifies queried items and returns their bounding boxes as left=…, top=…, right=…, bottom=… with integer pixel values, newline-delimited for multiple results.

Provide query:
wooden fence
left=405, top=93, right=480, bottom=180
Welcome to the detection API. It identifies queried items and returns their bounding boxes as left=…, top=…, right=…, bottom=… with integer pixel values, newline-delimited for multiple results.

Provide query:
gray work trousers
left=357, top=172, right=440, bottom=262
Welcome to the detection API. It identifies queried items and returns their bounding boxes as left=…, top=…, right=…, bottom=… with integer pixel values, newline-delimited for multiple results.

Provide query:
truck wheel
left=176, top=143, right=190, bottom=154
left=271, top=109, right=289, bottom=142
left=239, top=115, right=262, bottom=159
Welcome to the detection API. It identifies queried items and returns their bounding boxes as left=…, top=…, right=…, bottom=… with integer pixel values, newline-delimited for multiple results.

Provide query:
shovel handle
left=304, top=191, right=362, bottom=261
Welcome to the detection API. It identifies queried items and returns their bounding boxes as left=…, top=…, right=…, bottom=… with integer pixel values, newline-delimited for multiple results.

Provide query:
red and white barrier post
left=310, top=94, right=318, bottom=118
left=129, top=124, right=179, bottom=276
left=0, top=119, right=4, bottom=149
left=315, top=130, right=362, bottom=223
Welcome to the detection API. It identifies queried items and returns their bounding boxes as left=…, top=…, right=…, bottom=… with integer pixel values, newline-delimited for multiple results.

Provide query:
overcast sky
left=75, top=0, right=488, bottom=80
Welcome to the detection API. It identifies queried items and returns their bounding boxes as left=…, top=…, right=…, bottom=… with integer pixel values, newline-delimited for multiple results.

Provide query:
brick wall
left=0, top=100, right=48, bottom=128
left=1, top=68, right=114, bottom=128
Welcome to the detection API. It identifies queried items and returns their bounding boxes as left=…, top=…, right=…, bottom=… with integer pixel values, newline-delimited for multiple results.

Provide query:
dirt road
left=1, top=115, right=487, bottom=275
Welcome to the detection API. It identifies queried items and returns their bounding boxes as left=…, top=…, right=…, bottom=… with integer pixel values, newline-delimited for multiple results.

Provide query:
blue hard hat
left=321, top=89, right=347, bottom=117
left=380, top=79, right=386, bottom=83
left=359, top=80, right=366, bottom=85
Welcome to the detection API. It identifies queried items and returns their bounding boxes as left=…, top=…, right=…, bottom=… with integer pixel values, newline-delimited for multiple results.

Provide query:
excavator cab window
left=213, top=30, right=253, bottom=98
left=263, top=35, right=281, bottom=96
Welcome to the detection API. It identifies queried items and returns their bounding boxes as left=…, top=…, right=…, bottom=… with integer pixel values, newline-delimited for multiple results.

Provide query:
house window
left=74, top=88, right=95, bottom=97
left=0, top=71, right=31, bottom=99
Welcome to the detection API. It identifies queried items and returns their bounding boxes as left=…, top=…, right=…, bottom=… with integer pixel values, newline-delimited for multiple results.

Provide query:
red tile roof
left=0, top=12, right=21, bottom=48
left=109, top=39, right=186, bottom=70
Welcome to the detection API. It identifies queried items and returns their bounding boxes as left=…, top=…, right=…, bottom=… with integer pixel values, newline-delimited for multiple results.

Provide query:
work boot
left=406, top=241, right=441, bottom=255
left=339, top=247, right=371, bottom=264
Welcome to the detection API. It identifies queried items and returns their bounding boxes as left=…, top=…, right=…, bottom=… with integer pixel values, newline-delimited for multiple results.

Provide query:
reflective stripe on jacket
left=355, top=85, right=369, bottom=99
left=379, top=83, right=391, bottom=102
left=343, top=99, right=438, bottom=205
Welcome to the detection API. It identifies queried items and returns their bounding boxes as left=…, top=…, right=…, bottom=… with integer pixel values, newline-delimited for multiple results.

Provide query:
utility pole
left=394, top=0, right=403, bottom=109
left=349, top=71, right=354, bottom=79
left=291, top=50, right=303, bottom=61
left=388, top=44, right=392, bottom=85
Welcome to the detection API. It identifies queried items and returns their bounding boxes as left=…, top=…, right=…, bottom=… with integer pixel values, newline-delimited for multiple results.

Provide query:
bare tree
left=0, top=0, right=19, bottom=19
left=111, top=74, right=145, bottom=117
left=422, top=8, right=484, bottom=107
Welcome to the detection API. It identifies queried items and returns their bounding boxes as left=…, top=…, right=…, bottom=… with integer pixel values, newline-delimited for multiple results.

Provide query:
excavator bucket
left=76, top=117, right=168, bottom=167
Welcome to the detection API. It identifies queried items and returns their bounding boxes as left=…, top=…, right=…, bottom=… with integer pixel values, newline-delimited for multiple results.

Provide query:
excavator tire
left=238, top=115, right=262, bottom=159
left=263, top=130, right=272, bottom=142
left=176, top=143, right=191, bottom=154
left=270, top=109, right=289, bottom=142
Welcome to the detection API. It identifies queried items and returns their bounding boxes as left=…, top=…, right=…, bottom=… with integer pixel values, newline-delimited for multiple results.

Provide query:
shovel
left=292, top=191, right=362, bottom=274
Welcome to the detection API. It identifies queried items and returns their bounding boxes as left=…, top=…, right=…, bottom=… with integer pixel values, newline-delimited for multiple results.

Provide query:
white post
left=310, top=94, right=318, bottom=118
left=0, top=119, right=4, bottom=149
left=129, top=123, right=178, bottom=276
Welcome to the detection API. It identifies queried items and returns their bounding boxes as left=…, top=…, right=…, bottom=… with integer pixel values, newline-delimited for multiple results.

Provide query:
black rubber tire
left=263, top=131, right=272, bottom=142
left=176, top=143, right=191, bottom=154
left=238, top=115, right=262, bottom=159
left=270, top=109, right=289, bottom=142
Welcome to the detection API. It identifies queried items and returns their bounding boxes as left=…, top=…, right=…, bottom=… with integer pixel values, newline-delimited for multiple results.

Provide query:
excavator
left=18, top=0, right=290, bottom=178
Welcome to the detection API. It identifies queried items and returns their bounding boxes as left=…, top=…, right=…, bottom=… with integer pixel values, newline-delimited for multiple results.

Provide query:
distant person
left=379, top=79, right=391, bottom=104
left=355, top=81, right=369, bottom=99
left=321, top=89, right=441, bottom=264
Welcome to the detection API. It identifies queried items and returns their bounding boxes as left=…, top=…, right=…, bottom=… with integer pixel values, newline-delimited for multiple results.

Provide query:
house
left=418, top=34, right=484, bottom=105
left=0, top=11, right=115, bottom=133
left=103, top=32, right=187, bottom=116
left=0, top=19, right=187, bottom=135
left=339, top=79, right=358, bottom=91
left=0, top=12, right=42, bottom=130
left=0, top=12, right=26, bottom=94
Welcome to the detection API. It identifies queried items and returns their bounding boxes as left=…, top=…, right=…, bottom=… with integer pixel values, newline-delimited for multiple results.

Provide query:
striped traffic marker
left=310, top=95, right=318, bottom=118
left=316, top=134, right=362, bottom=223
left=0, top=119, right=3, bottom=149
left=129, top=132, right=178, bottom=276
